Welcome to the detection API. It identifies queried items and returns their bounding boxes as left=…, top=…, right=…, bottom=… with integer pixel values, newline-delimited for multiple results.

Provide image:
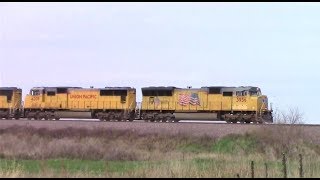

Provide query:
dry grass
left=249, top=107, right=317, bottom=159
left=0, top=109, right=320, bottom=178
left=0, top=125, right=216, bottom=161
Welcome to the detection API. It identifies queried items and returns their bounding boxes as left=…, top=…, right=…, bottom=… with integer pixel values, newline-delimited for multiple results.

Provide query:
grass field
left=0, top=125, right=319, bottom=178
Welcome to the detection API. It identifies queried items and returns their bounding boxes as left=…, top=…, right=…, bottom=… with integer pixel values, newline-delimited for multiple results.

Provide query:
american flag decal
left=179, top=93, right=201, bottom=106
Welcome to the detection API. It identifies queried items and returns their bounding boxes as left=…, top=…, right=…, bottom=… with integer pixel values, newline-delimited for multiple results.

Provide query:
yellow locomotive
left=139, top=86, right=273, bottom=123
left=2, top=85, right=272, bottom=123
left=24, top=86, right=136, bottom=121
left=0, top=87, right=22, bottom=119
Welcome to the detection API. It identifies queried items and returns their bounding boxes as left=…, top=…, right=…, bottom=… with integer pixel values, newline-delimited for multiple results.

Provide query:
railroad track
left=1, top=118, right=318, bottom=127
left=0, top=119, right=318, bottom=138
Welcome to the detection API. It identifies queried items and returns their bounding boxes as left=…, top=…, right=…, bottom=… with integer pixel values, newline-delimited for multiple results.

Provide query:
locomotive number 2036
left=236, top=97, right=247, bottom=102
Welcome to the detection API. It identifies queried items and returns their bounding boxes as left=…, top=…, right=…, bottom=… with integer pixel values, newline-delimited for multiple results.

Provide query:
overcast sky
left=0, top=2, right=319, bottom=123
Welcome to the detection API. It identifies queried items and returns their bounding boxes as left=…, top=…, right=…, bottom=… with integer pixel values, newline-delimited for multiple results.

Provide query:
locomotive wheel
left=44, top=113, right=49, bottom=120
left=109, top=114, right=115, bottom=121
left=5, top=115, right=10, bottom=120
left=34, top=114, right=40, bottom=120
left=155, top=116, right=161, bottom=122
left=48, top=115, right=54, bottom=121
left=128, top=116, right=134, bottom=122
left=97, top=114, right=104, bottom=121
left=105, top=116, right=110, bottom=121
left=14, top=115, right=20, bottom=120
left=165, top=116, right=171, bottom=123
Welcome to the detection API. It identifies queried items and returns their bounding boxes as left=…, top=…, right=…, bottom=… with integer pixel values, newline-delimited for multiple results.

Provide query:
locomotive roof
left=141, top=86, right=177, bottom=91
left=32, top=87, right=82, bottom=89
left=0, top=87, right=21, bottom=90
left=103, top=87, right=135, bottom=90
left=201, top=86, right=230, bottom=89
left=32, top=87, right=135, bottom=91
left=74, top=87, right=135, bottom=91
left=141, top=86, right=261, bottom=92
left=233, top=86, right=260, bottom=91
left=202, top=86, right=260, bottom=91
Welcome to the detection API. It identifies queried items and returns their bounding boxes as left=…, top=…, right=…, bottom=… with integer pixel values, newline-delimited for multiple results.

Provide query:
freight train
left=0, top=85, right=273, bottom=124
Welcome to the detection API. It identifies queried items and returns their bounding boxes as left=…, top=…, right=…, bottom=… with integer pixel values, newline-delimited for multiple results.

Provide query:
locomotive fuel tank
left=173, top=112, right=218, bottom=120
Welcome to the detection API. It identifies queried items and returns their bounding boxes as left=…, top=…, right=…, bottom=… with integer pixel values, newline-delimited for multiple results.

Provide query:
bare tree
left=273, top=107, right=304, bottom=124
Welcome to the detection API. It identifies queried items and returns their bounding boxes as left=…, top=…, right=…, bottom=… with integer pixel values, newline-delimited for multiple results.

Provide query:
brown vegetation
left=251, top=107, right=317, bottom=158
left=0, top=107, right=319, bottom=177
left=0, top=125, right=216, bottom=161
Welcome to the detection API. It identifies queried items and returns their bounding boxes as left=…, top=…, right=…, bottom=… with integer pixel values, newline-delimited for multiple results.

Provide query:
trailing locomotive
left=0, top=87, right=22, bottom=119
left=23, top=86, right=136, bottom=121
left=0, top=85, right=273, bottom=123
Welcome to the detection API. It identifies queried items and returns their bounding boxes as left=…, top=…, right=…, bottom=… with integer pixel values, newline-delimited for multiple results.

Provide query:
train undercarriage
left=0, top=109, right=21, bottom=120
left=141, top=111, right=176, bottom=123
left=140, top=110, right=273, bottom=124
left=94, top=110, right=135, bottom=122
left=5, top=109, right=273, bottom=124
left=23, top=109, right=136, bottom=122
left=24, top=110, right=60, bottom=120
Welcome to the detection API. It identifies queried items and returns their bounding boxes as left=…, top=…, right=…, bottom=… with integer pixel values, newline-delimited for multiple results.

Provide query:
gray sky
left=1, top=2, right=319, bottom=123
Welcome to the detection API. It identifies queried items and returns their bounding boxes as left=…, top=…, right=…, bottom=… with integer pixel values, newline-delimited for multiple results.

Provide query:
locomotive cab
left=24, top=87, right=45, bottom=109
left=224, top=86, right=273, bottom=123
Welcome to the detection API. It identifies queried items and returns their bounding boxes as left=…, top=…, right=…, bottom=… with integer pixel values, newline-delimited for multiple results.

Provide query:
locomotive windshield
left=249, top=90, right=261, bottom=96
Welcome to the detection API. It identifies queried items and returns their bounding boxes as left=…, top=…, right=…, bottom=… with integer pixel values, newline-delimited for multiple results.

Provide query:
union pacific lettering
left=70, top=94, right=97, bottom=99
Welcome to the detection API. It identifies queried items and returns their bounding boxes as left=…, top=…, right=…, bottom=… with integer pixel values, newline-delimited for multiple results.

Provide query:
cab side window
left=236, top=91, right=248, bottom=96
left=236, top=91, right=242, bottom=96
left=31, top=90, right=40, bottom=96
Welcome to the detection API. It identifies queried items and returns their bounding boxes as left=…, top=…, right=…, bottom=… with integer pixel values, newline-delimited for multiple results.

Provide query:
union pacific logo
left=70, top=95, right=97, bottom=99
